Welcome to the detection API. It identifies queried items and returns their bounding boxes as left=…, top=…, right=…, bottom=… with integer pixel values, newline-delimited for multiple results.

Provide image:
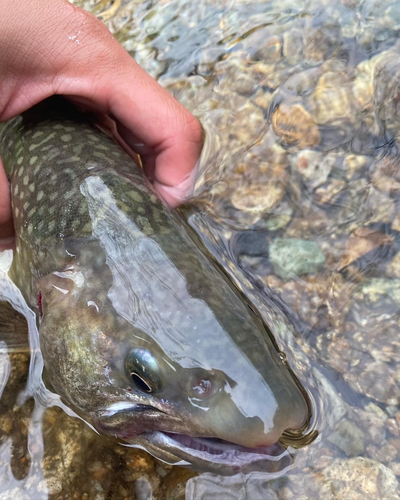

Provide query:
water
left=1, top=0, right=400, bottom=497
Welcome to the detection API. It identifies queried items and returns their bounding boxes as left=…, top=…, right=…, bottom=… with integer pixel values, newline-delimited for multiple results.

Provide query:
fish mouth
left=124, top=431, right=294, bottom=476
left=96, top=404, right=294, bottom=474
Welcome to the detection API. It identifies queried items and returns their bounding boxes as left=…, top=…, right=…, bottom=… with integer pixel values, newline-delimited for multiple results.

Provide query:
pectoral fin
left=0, top=301, right=29, bottom=352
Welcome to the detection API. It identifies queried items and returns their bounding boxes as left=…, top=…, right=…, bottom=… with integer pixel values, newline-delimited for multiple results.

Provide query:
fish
left=0, top=96, right=310, bottom=475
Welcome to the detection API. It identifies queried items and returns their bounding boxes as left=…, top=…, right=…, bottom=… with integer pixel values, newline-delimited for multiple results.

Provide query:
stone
left=386, top=252, right=400, bottom=279
left=310, top=71, right=357, bottom=125
left=272, top=104, right=320, bottom=148
left=327, top=420, right=365, bottom=456
left=293, top=150, right=335, bottom=190
left=269, top=238, right=326, bottom=279
left=231, top=181, right=285, bottom=214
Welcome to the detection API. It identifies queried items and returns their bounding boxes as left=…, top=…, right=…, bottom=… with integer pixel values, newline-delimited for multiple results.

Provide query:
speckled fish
left=0, top=96, right=309, bottom=475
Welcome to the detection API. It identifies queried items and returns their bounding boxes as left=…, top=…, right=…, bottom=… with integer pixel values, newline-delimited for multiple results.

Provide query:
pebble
left=269, top=238, right=326, bottom=279
left=327, top=419, right=365, bottom=457
left=272, top=103, right=321, bottom=148
left=293, top=150, right=335, bottom=190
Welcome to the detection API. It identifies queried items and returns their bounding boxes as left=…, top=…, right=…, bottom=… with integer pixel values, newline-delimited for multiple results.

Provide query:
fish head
left=38, top=248, right=310, bottom=474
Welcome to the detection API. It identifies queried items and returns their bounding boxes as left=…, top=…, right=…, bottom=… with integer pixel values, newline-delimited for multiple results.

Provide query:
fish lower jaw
left=124, top=431, right=294, bottom=476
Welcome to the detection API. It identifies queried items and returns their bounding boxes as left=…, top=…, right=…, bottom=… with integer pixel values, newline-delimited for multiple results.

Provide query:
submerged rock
left=271, top=103, right=321, bottom=148
left=269, top=238, right=326, bottom=279
left=327, top=419, right=365, bottom=457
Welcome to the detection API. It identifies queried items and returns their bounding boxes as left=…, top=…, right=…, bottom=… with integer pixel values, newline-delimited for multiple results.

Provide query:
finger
left=0, top=157, right=14, bottom=247
left=104, top=60, right=203, bottom=189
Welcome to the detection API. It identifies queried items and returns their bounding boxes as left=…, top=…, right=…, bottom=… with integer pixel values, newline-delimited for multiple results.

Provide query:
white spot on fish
left=103, top=402, right=139, bottom=417
left=87, top=301, right=99, bottom=312
left=54, top=269, right=85, bottom=288
left=29, top=132, right=56, bottom=151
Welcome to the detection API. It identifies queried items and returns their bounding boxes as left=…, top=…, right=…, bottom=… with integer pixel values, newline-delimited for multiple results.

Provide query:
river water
left=1, top=0, right=400, bottom=498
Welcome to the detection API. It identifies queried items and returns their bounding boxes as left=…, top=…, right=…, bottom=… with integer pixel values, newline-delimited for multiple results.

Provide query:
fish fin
left=0, top=301, right=29, bottom=351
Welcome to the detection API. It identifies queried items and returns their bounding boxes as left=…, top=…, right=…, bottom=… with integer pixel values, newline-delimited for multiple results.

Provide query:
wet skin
left=0, top=96, right=309, bottom=474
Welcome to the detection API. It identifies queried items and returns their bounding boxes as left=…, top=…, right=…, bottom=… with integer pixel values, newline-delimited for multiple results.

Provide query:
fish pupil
left=131, top=372, right=152, bottom=393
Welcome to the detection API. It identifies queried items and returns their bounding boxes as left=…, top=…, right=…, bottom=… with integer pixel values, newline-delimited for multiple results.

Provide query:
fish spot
left=82, top=222, right=92, bottom=233
left=37, top=192, right=44, bottom=202
left=32, top=131, right=44, bottom=139
left=29, top=156, right=38, bottom=165
left=72, top=219, right=81, bottom=230
left=73, top=144, right=84, bottom=155
left=23, top=201, right=29, bottom=211
left=137, top=216, right=154, bottom=236
left=17, top=157, right=24, bottom=165
left=128, top=190, right=143, bottom=203
left=49, top=193, right=58, bottom=202
left=20, top=191, right=25, bottom=200
left=88, top=134, right=100, bottom=142
left=29, top=132, right=56, bottom=151
left=14, top=207, right=19, bottom=218
left=152, top=207, right=162, bottom=222
left=28, top=184, right=35, bottom=193
left=23, top=175, right=29, bottom=186
left=64, top=189, right=76, bottom=200
left=13, top=184, right=19, bottom=196
left=61, top=134, right=72, bottom=142
left=58, top=156, right=81, bottom=165
left=95, top=144, right=110, bottom=151
left=93, top=151, right=115, bottom=165
left=48, top=220, right=55, bottom=231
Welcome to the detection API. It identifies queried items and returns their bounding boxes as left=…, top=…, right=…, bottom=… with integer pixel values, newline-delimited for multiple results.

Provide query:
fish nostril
left=186, top=369, right=225, bottom=400
left=191, top=378, right=213, bottom=398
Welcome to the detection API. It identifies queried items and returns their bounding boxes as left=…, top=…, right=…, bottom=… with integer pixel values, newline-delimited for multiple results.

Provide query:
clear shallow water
left=1, top=0, right=400, bottom=497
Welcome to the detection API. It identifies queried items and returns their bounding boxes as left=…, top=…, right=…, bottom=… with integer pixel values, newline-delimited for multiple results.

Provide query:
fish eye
left=125, top=348, right=162, bottom=394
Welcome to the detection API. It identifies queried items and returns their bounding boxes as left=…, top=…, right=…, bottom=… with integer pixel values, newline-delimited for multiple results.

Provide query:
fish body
left=0, top=96, right=309, bottom=474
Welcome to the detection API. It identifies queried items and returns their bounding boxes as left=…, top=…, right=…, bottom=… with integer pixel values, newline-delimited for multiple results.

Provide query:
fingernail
left=155, top=159, right=200, bottom=207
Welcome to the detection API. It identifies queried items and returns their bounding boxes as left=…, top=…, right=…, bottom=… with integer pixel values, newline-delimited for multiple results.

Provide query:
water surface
left=1, top=0, right=400, bottom=497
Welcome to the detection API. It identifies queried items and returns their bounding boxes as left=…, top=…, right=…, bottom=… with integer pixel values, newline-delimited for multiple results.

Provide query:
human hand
left=0, top=0, right=203, bottom=245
